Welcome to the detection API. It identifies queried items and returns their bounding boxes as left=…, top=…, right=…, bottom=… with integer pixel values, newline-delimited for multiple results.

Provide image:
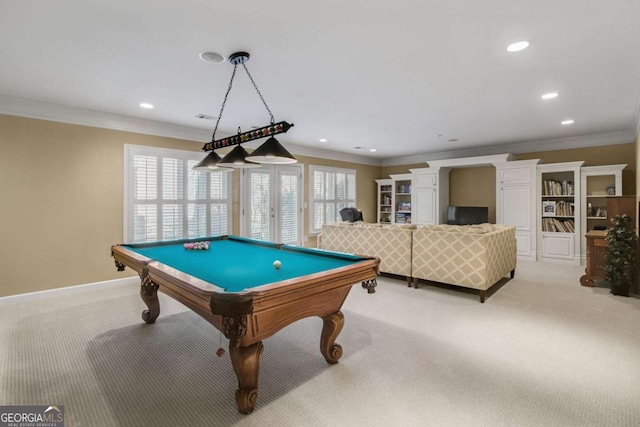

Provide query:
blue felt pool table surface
left=122, top=236, right=366, bottom=293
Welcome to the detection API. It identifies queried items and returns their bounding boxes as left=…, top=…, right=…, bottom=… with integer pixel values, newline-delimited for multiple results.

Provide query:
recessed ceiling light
left=507, top=41, right=530, bottom=52
left=448, top=138, right=458, bottom=142
left=139, top=103, right=154, bottom=109
left=561, top=119, right=575, bottom=125
left=319, top=138, right=328, bottom=142
left=369, top=148, right=377, bottom=152
left=353, top=146, right=365, bottom=150
left=199, top=52, right=225, bottom=64
left=541, top=92, right=559, bottom=100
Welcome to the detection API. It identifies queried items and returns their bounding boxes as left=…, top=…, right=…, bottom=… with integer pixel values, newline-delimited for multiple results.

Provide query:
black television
left=447, top=206, right=489, bottom=225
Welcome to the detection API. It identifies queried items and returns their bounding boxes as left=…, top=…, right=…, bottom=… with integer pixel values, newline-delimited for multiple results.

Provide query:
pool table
left=111, top=235, right=379, bottom=414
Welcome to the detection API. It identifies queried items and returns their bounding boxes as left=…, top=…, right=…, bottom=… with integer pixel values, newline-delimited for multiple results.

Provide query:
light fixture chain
left=211, top=64, right=239, bottom=141
left=242, top=63, right=275, bottom=124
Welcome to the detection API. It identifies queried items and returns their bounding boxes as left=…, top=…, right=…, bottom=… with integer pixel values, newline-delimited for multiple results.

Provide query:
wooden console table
left=580, top=230, right=607, bottom=287
left=580, top=196, right=637, bottom=287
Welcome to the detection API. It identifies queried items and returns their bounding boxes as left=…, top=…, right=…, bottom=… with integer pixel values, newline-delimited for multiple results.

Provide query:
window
left=309, top=165, right=356, bottom=234
left=124, top=145, right=232, bottom=243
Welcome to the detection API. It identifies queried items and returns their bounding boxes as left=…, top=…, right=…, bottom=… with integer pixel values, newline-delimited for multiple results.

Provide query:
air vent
left=196, top=114, right=217, bottom=120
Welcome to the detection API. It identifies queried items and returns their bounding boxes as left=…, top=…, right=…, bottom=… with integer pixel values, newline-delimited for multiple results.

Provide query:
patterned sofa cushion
left=382, top=224, right=416, bottom=230
left=417, top=223, right=495, bottom=233
left=353, top=221, right=382, bottom=228
left=318, top=223, right=412, bottom=277
left=411, top=225, right=516, bottom=291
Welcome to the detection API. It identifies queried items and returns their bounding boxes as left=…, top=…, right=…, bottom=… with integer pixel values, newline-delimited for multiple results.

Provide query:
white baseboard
left=0, top=276, right=140, bottom=306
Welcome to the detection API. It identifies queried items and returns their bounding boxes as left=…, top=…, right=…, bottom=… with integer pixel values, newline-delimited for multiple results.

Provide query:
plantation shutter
left=279, top=170, right=299, bottom=244
left=187, top=160, right=207, bottom=238
left=132, top=155, right=158, bottom=243
left=309, top=166, right=356, bottom=234
left=162, top=157, right=184, bottom=240
left=250, top=170, right=271, bottom=241
left=126, top=145, right=232, bottom=243
left=210, top=171, right=229, bottom=236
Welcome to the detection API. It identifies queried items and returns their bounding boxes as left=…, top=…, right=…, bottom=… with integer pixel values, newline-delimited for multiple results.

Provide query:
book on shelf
left=542, top=217, right=575, bottom=232
left=397, top=202, right=411, bottom=212
left=542, top=179, right=574, bottom=196
left=555, top=200, right=574, bottom=216
left=587, top=203, right=606, bottom=218
left=395, top=213, right=411, bottom=223
left=542, top=200, right=574, bottom=217
left=398, top=184, right=412, bottom=194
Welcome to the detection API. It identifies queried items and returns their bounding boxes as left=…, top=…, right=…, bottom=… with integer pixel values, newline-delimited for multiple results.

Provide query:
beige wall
left=0, top=115, right=380, bottom=297
left=1, top=114, right=637, bottom=297
left=448, top=167, right=496, bottom=223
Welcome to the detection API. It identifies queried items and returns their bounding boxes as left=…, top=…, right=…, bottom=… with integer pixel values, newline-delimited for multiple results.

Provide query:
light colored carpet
left=1, top=260, right=639, bottom=427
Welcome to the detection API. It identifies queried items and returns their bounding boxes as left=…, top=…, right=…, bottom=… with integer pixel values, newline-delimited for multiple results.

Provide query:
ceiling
left=1, top=0, right=640, bottom=164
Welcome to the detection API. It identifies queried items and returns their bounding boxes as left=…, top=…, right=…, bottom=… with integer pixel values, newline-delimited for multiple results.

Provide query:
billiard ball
left=273, top=260, right=282, bottom=270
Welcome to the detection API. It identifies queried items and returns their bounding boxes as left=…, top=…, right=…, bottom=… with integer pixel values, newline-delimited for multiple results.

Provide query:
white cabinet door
left=499, top=167, right=533, bottom=186
left=414, top=173, right=437, bottom=187
left=413, top=187, right=436, bottom=224
left=515, top=232, right=532, bottom=256
left=542, top=234, right=575, bottom=260
left=500, top=186, right=532, bottom=230
left=499, top=184, right=534, bottom=258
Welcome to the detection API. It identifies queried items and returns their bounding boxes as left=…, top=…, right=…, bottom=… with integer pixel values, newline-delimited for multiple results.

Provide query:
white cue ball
left=273, top=260, right=282, bottom=270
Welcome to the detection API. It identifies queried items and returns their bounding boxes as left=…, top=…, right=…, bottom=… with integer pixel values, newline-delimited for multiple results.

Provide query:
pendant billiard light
left=216, top=145, right=262, bottom=169
left=193, top=51, right=297, bottom=171
left=192, top=150, right=233, bottom=172
left=245, top=136, right=297, bottom=164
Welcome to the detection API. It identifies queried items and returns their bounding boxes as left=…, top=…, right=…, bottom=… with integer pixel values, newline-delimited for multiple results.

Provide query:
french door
left=241, top=164, right=303, bottom=245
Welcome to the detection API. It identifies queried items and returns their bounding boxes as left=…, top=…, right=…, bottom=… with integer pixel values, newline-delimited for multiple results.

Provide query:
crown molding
left=0, top=94, right=213, bottom=142
left=382, top=130, right=637, bottom=167
left=1, top=95, right=634, bottom=169
left=285, top=144, right=383, bottom=166
left=0, top=95, right=382, bottom=166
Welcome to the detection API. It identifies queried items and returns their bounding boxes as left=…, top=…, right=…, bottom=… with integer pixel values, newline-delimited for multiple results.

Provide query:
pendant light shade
left=192, top=151, right=232, bottom=172
left=216, top=145, right=262, bottom=169
left=199, top=51, right=296, bottom=167
left=245, top=137, right=297, bottom=164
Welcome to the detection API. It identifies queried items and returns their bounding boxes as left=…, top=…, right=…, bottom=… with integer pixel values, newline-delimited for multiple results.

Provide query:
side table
left=580, top=230, right=607, bottom=287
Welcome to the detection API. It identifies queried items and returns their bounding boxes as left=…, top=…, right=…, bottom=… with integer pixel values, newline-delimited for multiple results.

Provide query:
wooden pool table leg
left=139, top=265, right=160, bottom=324
left=229, top=341, right=264, bottom=414
left=320, top=311, right=344, bottom=364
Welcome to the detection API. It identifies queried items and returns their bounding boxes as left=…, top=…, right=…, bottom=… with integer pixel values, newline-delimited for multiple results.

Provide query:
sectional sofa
left=317, top=222, right=414, bottom=285
left=317, top=222, right=516, bottom=302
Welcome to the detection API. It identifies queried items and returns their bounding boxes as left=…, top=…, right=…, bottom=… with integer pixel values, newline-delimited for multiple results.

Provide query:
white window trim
left=123, top=144, right=233, bottom=242
left=308, top=165, right=357, bottom=235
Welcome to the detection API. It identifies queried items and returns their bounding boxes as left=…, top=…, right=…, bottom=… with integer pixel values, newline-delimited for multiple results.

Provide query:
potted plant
left=604, top=214, right=638, bottom=296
